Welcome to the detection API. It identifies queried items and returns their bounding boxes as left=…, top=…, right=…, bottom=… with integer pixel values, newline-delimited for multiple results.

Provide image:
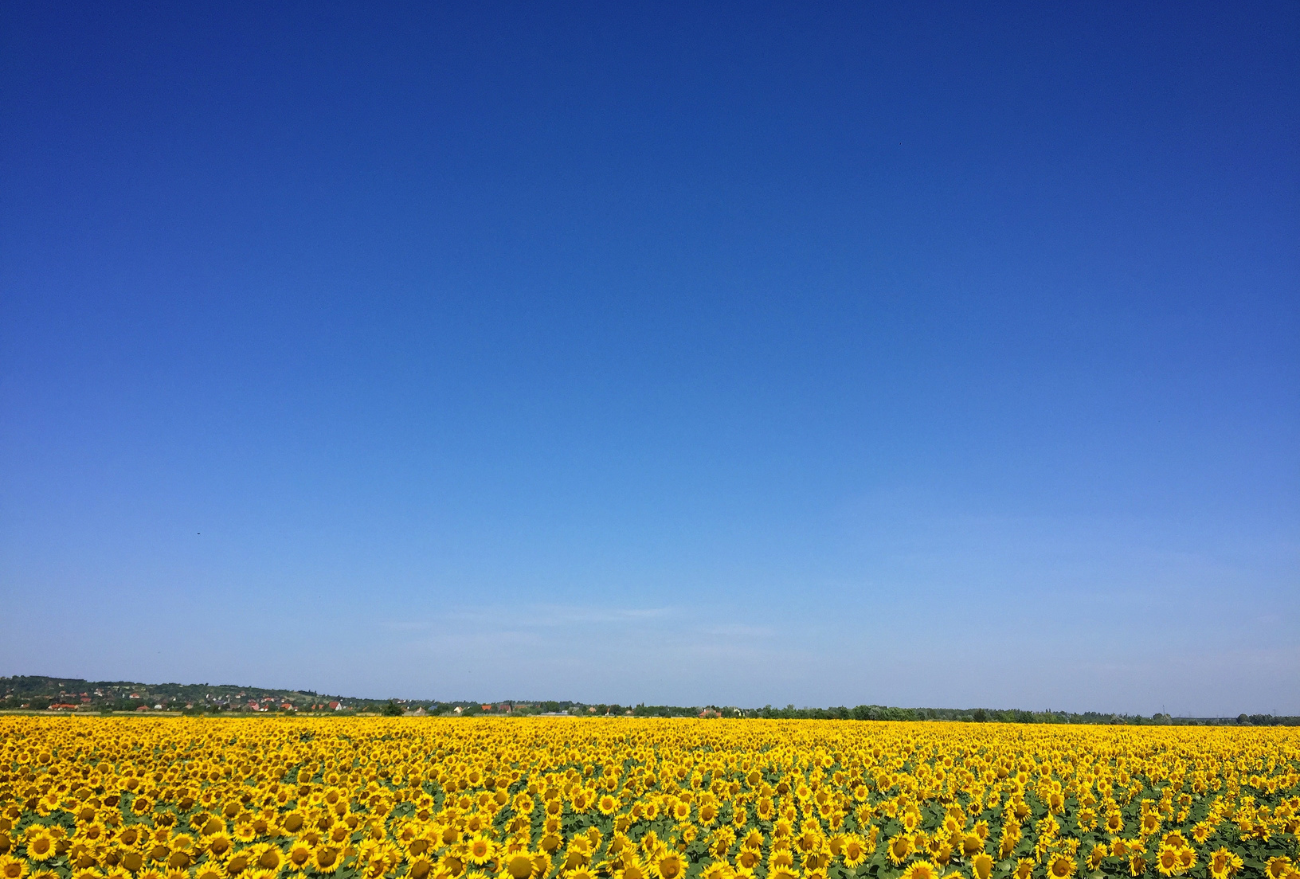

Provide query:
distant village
left=0, top=676, right=722, bottom=718
left=3, top=676, right=1292, bottom=725
left=0, top=676, right=365, bottom=714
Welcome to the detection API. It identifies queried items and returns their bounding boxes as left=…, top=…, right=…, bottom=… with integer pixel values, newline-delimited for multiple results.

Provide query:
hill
left=0, top=675, right=372, bottom=713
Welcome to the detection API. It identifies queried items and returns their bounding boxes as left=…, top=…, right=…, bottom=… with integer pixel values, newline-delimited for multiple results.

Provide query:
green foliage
left=4, top=674, right=1297, bottom=725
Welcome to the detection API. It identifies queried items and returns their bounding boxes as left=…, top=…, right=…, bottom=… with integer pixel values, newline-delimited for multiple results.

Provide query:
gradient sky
left=2, top=3, right=1297, bottom=716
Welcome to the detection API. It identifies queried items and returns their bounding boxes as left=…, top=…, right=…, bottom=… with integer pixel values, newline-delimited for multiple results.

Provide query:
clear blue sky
left=2, top=3, right=1296, bottom=715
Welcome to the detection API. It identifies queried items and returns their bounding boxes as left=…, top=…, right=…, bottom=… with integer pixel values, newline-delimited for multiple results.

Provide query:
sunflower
left=886, top=834, right=912, bottom=866
left=24, top=830, right=56, bottom=862
left=354, top=839, right=382, bottom=869
left=77, top=822, right=108, bottom=844
left=900, top=862, right=940, bottom=879
left=224, top=850, right=252, bottom=876
left=562, top=845, right=590, bottom=871
left=734, top=848, right=761, bottom=874
left=1268, top=858, right=1295, bottom=879
left=0, top=856, right=26, bottom=879
left=768, top=850, right=795, bottom=871
left=654, top=853, right=686, bottom=879
left=598, top=796, right=619, bottom=816
left=1046, top=853, right=1077, bottom=878
left=468, top=837, right=496, bottom=866
left=1155, top=846, right=1181, bottom=877
left=205, top=833, right=234, bottom=861
left=841, top=836, right=867, bottom=868
left=614, top=853, right=649, bottom=879
left=193, top=867, right=223, bottom=879
left=311, top=846, right=343, bottom=874
left=1208, top=847, right=1242, bottom=879
left=409, top=856, right=434, bottom=879
left=286, top=841, right=312, bottom=871
left=504, top=854, right=536, bottom=879
left=971, top=852, right=993, bottom=879
left=528, top=852, right=553, bottom=879
left=255, top=845, right=283, bottom=871
left=438, top=851, right=466, bottom=877
left=925, top=838, right=951, bottom=866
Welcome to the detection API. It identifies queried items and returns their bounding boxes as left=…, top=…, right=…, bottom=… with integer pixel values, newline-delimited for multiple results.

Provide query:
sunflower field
left=1, top=718, right=1297, bottom=879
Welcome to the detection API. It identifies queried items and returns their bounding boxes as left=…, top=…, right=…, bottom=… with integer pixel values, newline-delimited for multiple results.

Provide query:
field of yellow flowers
left=1, top=718, right=1297, bottom=879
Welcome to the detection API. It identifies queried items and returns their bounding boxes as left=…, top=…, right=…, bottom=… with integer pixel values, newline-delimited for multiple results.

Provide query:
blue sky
left=2, top=3, right=1296, bottom=715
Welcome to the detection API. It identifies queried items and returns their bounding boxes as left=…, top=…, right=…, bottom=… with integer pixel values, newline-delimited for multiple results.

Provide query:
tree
left=381, top=701, right=404, bottom=717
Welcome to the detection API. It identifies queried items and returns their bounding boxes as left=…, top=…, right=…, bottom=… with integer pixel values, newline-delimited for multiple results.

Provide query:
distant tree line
left=737, top=705, right=1300, bottom=726
left=4, top=676, right=1294, bottom=725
